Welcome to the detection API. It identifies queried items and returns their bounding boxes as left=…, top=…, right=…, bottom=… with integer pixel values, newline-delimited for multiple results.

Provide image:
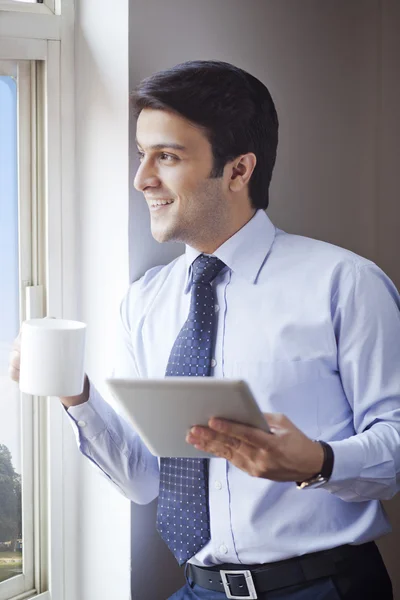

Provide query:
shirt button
left=214, top=480, right=222, bottom=490
left=219, top=544, right=228, bottom=555
left=211, top=359, right=217, bottom=368
left=77, top=420, right=86, bottom=427
left=214, top=304, right=220, bottom=313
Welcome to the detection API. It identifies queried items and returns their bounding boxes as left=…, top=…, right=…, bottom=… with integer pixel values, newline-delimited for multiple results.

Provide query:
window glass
left=0, top=74, right=23, bottom=583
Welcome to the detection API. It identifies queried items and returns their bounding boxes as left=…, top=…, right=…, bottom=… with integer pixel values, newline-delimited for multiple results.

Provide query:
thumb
left=263, top=412, right=291, bottom=435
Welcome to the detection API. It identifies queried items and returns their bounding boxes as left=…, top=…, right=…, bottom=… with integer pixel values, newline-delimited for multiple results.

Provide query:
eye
left=160, top=152, right=178, bottom=162
left=136, top=150, right=179, bottom=163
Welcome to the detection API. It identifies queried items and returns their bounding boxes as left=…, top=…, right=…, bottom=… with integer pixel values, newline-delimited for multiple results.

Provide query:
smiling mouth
left=149, top=199, right=175, bottom=211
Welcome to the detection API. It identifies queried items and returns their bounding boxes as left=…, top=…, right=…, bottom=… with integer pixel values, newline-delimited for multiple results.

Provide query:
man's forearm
left=62, top=377, right=160, bottom=503
left=60, top=374, right=90, bottom=408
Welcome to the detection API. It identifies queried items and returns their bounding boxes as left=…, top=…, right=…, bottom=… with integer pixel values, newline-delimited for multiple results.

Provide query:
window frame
left=0, top=58, right=38, bottom=600
left=0, top=2, right=75, bottom=598
left=0, top=1, right=56, bottom=16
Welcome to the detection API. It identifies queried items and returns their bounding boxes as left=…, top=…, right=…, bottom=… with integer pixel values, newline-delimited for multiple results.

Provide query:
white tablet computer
left=105, top=377, right=270, bottom=458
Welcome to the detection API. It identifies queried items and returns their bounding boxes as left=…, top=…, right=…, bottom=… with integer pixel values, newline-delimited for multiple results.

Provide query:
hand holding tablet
left=105, top=377, right=270, bottom=458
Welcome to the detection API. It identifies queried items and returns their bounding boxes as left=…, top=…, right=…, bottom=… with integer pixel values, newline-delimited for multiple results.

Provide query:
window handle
left=26, top=284, right=44, bottom=320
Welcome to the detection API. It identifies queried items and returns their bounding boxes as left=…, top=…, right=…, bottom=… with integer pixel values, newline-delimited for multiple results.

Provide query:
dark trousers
left=168, top=543, right=392, bottom=600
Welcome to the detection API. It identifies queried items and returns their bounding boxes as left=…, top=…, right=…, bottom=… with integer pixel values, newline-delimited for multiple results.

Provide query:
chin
left=151, top=224, right=175, bottom=244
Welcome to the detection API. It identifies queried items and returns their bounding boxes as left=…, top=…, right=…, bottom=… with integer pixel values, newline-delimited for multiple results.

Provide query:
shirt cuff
left=66, top=380, right=110, bottom=442
left=319, top=436, right=365, bottom=491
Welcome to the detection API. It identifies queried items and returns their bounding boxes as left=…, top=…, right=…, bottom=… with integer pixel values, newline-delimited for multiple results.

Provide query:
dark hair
left=131, top=60, right=278, bottom=210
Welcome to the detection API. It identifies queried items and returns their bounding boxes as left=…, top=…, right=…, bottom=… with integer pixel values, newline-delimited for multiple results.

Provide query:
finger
left=192, top=436, right=239, bottom=461
left=12, top=333, right=21, bottom=351
left=8, top=365, right=20, bottom=383
left=263, top=413, right=288, bottom=428
left=208, top=417, right=273, bottom=448
left=193, top=436, right=261, bottom=475
left=263, top=412, right=303, bottom=437
left=9, top=350, right=21, bottom=369
left=187, top=427, right=256, bottom=459
left=198, top=439, right=235, bottom=461
left=187, top=428, right=270, bottom=476
left=188, top=427, right=241, bottom=449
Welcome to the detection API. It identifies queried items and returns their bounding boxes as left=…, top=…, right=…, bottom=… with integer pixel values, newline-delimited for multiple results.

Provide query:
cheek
left=163, top=163, right=209, bottom=198
left=160, top=172, right=190, bottom=200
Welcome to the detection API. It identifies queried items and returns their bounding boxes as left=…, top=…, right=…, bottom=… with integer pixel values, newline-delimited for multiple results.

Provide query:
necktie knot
left=192, top=254, right=226, bottom=285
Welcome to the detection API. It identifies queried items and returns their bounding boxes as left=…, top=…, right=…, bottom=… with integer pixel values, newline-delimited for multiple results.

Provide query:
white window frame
left=0, top=2, right=75, bottom=599
left=0, top=1, right=56, bottom=17
left=0, top=58, right=36, bottom=600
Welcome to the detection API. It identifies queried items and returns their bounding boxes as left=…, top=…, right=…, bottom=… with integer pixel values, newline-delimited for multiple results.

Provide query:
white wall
left=129, top=1, right=400, bottom=598
left=65, top=1, right=131, bottom=599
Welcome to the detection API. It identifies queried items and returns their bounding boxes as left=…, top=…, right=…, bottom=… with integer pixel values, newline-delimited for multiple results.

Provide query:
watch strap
left=319, top=440, right=334, bottom=480
left=296, top=441, right=334, bottom=488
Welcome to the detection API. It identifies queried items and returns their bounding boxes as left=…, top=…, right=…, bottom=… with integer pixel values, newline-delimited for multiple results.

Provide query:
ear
left=228, top=153, right=257, bottom=193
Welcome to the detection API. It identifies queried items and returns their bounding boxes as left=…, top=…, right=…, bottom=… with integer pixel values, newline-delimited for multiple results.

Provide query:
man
left=10, top=60, right=400, bottom=599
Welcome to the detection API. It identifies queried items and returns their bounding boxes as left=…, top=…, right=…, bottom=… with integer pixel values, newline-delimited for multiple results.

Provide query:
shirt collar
left=183, top=209, right=276, bottom=294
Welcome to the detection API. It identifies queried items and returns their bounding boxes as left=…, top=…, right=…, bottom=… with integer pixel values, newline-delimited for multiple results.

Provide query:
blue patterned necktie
left=156, top=254, right=226, bottom=565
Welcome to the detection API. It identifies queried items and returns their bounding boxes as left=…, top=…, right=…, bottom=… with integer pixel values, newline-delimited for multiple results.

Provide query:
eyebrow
left=135, top=139, right=187, bottom=152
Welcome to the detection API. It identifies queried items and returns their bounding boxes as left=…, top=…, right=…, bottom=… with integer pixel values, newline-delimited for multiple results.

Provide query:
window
left=0, top=59, right=37, bottom=600
left=0, top=3, right=74, bottom=599
left=0, top=1, right=54, bottom=15
left=0, top=65, right=22, bottom=585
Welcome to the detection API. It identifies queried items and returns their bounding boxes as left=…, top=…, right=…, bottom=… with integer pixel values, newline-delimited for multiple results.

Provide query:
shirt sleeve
left=320, top=260, right=400, bottom=501
left=65, top=283, right=160, bottom=505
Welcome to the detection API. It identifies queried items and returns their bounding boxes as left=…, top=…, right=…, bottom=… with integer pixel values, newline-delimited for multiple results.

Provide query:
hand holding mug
left=9, top=317, right=88, bottom=401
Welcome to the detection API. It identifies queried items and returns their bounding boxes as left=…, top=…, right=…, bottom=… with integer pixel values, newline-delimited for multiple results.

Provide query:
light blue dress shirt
left=67, top=209, right=400, bottom=566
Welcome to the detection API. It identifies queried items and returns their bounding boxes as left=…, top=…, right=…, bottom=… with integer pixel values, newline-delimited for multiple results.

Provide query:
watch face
left=296, top=475, right=328, bottom=490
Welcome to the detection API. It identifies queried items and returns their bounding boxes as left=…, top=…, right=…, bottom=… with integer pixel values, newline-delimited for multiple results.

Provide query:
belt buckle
left=220, top=569, right=257, bottom=599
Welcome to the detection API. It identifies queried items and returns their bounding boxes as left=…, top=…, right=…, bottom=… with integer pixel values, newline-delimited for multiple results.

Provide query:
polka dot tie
left=156, top=254, right=226, bottom=565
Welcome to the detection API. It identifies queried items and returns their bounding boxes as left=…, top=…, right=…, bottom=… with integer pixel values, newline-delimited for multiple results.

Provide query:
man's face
left=134, top=108, right=228, bottom=250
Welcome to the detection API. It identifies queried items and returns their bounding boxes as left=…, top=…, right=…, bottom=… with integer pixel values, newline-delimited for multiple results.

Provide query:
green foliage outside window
left=0, top=444, right=22, bottom=549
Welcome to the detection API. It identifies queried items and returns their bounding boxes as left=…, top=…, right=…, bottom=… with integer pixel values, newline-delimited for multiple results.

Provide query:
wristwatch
left=296, top=440, right=334, bottom=490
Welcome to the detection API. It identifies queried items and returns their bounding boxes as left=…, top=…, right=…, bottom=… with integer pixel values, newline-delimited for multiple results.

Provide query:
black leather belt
left=188, top=542, right=376, bottom=599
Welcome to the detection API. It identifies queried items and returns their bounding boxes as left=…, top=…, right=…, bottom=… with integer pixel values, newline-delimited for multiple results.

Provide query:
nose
left=133, top=159, right=161, bottom=192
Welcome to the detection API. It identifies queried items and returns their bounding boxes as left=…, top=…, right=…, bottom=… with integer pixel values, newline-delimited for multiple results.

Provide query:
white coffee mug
left=19, top=318, right=87, bottom=397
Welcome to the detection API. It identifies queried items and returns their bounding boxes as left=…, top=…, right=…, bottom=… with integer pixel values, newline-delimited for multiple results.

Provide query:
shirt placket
left=207, top=270, right=239, bottom=563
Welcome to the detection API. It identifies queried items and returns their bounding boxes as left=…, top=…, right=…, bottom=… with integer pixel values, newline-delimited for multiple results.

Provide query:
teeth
left=152, top=200, right=174, bottom=206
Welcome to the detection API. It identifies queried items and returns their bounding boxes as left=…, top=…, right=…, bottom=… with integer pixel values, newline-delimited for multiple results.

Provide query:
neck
left=194, top=208, right=257, bottom=254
